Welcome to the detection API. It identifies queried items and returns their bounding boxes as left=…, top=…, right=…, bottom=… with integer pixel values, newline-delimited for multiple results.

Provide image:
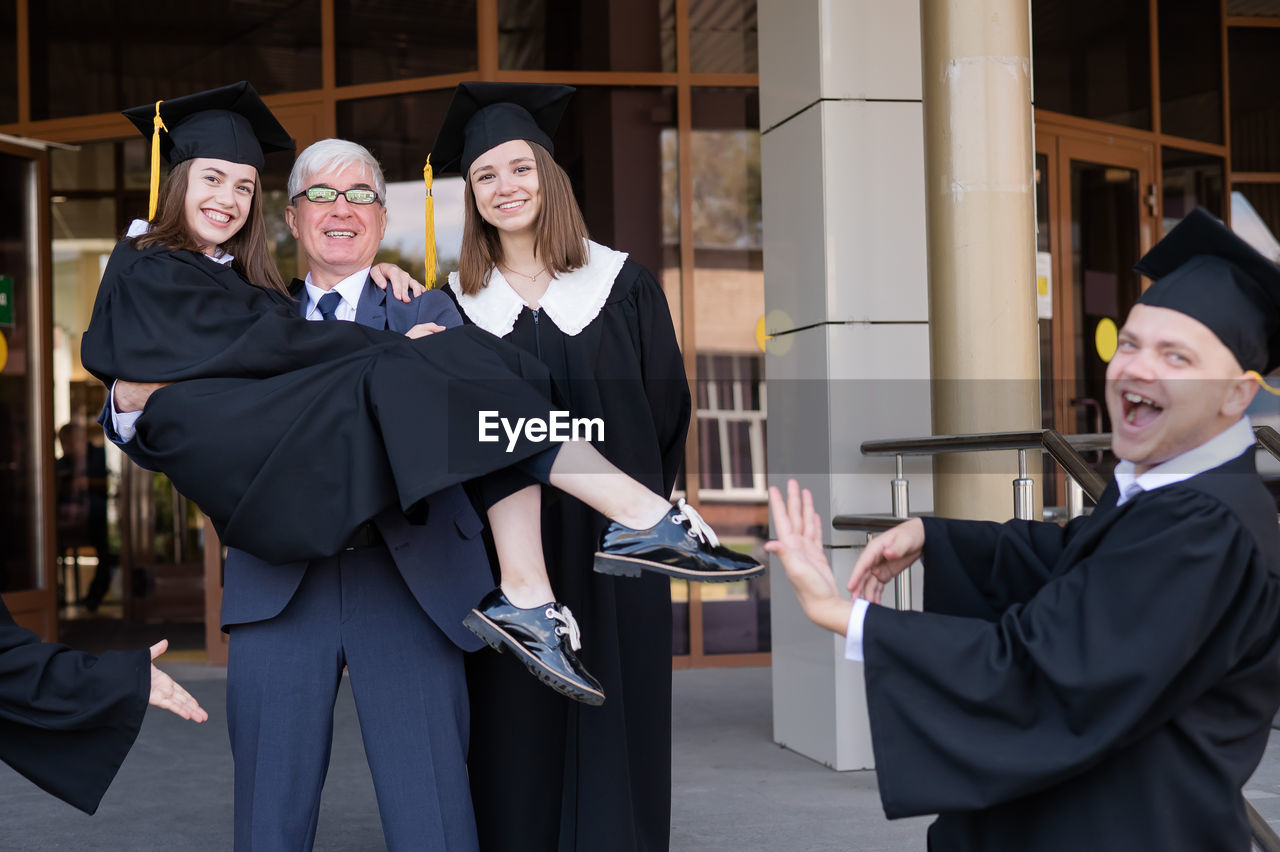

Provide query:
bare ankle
left=501, top=582, right=555, bottom=609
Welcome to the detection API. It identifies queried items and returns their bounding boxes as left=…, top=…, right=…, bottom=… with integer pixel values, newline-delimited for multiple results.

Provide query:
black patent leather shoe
left=594, top=499, right=764, bottom=582
left=463, top=589, right=605, bottom=706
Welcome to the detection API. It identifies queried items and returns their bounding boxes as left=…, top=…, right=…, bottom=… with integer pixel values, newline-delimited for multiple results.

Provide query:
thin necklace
left=501, top=262, right=546, bottom=282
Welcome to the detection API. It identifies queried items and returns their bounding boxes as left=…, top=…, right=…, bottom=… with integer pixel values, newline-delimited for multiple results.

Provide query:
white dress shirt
left=844, top=415, right=1257, bottom=663
left=301, top=268, right=371, bottom=323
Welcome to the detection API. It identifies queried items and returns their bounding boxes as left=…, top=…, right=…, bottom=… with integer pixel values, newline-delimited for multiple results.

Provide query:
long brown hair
left=134, top=160, right=288, bottom=295
left=457, top=141, right=589, bottom=296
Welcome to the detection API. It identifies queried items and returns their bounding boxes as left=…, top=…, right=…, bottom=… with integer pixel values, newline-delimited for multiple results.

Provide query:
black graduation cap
left=122, top=81, right=294, bottom=172
left=1134, top=207, right=1280, bottom=373
left=429, top=82, right=575, bottom=176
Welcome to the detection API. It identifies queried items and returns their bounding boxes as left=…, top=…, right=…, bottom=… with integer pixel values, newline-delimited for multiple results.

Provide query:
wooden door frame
left=0, top=137, right=56, bottom=639
left=1034, top=115, right=1157, bottom=441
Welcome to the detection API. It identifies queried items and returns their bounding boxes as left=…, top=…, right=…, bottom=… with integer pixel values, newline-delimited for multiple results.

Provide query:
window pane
left=1227, top=0, right=1280, bottom=14
left=52, top=141, right=115, bottom=192
left=499, top=0, right=675, bottom=72
left=1229, top=27, right=1280, bottom=172
left=1161, top=148, right=1224, bottom=234
left=1032, top=0, right=1151, bottom=129
left=29, top=1, right=321, bottom=120
left=689, top=0, right=757, bottom=73
left=335, top=0, right=477, bottom=85
left=1232, top=186, right=1280, bottom=264
left=0, top=0, right=15, bottom=124
left=690, top=87, right=767, bottom=654
left=337, top=89, right=456, bottom=282
left=1158, top=0, right=1222, bottom=143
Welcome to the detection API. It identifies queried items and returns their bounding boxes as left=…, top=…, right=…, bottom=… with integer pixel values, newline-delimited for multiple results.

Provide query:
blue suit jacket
left=103, top=276, right=490, bottom=651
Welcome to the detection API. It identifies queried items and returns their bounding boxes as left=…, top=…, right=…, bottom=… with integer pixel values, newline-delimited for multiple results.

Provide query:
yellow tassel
left=423, top=156, right=437, bottom=290
left=148, top=100, right=168, bottom=221
left=1247, top=370, right=1280, bottom=396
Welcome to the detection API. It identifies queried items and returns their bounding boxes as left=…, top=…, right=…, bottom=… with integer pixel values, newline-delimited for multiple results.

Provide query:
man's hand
left=847, top=517, right=924, bottom=605
left=370, top=263, right=425, bottom=303
left=405, top=322, right=446, bottom=339
left=765, top=479, right=852, bottom=635
left=147, top=640, right=208, bottom=723
left=114, top=380, right=171, bottom=414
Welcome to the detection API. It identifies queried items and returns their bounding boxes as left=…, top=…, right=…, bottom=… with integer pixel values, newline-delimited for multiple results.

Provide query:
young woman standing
left=432, top=82, right=715, bottom=852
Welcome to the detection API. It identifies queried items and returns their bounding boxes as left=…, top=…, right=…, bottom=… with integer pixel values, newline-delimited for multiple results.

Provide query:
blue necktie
left=316, top=291, right=343, bottom=321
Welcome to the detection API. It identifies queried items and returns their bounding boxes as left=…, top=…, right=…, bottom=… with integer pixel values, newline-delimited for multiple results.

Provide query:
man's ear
left=377, top=203, right=388, bottom=240
left=1223, top=373, right=1260, bottom=419
left=284, top=205, right=300, bottom=239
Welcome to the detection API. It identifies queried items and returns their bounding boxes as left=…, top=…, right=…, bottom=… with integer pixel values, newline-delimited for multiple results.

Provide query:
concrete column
left=920, top=0, right=1040, bottom=520
left=760, top=0, right=931, bottom=771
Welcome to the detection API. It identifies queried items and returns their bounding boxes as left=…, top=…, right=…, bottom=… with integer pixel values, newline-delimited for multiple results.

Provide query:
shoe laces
left=546, top=605, right=582, bottom=651
left=673, top=498, right=720, bottom=548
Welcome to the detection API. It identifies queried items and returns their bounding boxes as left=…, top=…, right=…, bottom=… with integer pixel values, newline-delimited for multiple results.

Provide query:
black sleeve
left=0, top=600, right=150, bottom=813
left=865, top=489, right=1274, bottom=818
left=920, top=514, right=1089, bottom=618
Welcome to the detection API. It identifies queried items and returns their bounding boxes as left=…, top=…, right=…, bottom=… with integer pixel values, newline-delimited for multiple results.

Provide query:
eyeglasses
left=290, top=186, right=381, bottom=205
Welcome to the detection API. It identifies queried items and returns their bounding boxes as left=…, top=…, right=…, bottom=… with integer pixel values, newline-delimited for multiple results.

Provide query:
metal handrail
left=860, top=430, right=1113, bottom=456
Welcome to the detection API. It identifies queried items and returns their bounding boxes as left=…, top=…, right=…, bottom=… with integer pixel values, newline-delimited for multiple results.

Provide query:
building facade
left=0, top=0, right=769, bottom=668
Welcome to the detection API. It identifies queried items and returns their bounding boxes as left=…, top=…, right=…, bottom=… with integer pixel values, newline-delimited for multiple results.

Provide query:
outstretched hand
left=148, top=640, right=208, bottom=723
left=847, top=517, right=924, bottom=605
left=764, top=479, right=852, bottom=635
left=370, top=263, right=426, bottom=303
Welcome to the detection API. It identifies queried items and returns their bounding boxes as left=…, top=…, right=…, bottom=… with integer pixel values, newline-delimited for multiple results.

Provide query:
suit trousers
left=226, top=545, right=477, bottom=851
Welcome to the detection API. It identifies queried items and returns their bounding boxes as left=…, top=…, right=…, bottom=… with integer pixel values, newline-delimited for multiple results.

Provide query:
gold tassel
left=1247, top=370, right=1280, bottom=396
left=423, top=156, right=437, bottom=289
left=148, top=100, right=168, bottom=221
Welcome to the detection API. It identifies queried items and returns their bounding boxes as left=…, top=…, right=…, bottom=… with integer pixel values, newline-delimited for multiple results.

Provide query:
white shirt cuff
left=844, top=597, right=870, bottom=663
left=109, top=382, right=142, bottom=442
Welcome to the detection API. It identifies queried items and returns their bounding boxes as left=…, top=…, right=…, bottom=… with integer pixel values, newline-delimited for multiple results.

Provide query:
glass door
left=0, top=139, right=55, bottom=637
left=1036, top=122, right=1156, bottom=501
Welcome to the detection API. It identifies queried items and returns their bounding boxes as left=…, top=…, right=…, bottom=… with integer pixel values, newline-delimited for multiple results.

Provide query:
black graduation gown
left=451, top=258, right=690, bottom=852
left=80, top=239, right=561, bottom=564
left=0, top=598, right=149, bottom=813
left=863, top=449, right=1280, bottom=851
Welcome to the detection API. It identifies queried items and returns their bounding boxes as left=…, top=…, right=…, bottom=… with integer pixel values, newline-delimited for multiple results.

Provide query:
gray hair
left=287, top=138, right=387, bottom=202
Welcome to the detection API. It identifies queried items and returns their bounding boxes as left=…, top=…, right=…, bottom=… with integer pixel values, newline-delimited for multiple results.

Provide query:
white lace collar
left=448, top=240, right=628, bottom=337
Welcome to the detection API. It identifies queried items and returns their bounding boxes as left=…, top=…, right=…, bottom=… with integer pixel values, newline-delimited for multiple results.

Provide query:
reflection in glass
left=1229, top=27, right=1280, bottom=173
left=1069, top=160, right=1140, bottom=447
left=29, top=0, right=321, bottom=120
left=1158, top=0, right=1222, bottom=144
left=1160, top=148, right=1224, bottom=234
left=335, top=0, right=477, bottom=85
left=1232, top=187, right=1280, bottom=264
left=52, top=142, right=115, bottom=192
left=690, top=87, right=767, bottom=654
left=498, top=0, right=673, bottom=72
left=689, top=0, right=757, bottom=73
left=1032, top=0, right=1151, bottom=129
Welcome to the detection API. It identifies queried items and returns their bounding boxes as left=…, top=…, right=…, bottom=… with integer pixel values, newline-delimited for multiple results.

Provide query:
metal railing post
left=1065, top=477, right=1084, bottom=520
left=1013, top=449, right=1034, bottom=520
left=890, top=454, right=912, bottom=611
